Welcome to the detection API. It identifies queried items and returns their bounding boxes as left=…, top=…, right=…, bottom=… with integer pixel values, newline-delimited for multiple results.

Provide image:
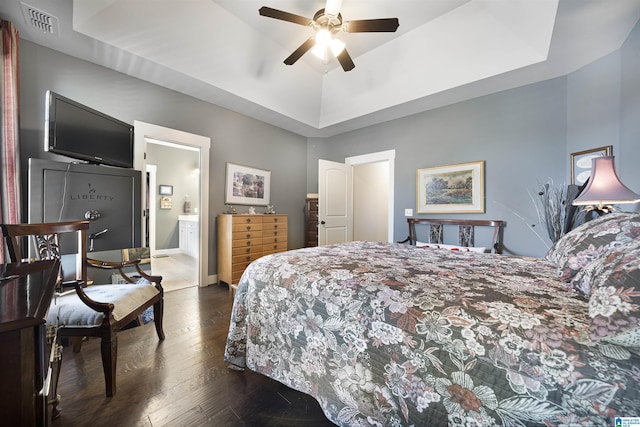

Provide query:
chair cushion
left=46, top=283, right=160, bottom=327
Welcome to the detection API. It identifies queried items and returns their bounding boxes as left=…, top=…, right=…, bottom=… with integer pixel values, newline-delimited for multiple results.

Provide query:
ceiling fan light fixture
left=311, top=43, right=327, bottom=60
left=315, top=28, right=332, bottom=47
left=258, top=3, right=398, bottom=72
left=330, top=38, right=345, bottom=56
left=312, top=28, right=332, bottom=59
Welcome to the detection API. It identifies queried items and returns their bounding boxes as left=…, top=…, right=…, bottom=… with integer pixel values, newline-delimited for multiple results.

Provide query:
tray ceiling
left=2, top=0, right=640, bottom=137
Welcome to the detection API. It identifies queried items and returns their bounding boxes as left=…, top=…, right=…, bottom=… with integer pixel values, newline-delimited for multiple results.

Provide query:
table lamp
left=572, top=156, right=640, bottom=212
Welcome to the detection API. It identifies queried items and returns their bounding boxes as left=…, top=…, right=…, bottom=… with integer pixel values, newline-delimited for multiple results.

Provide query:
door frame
left=133, top=120, right=213, bottom=287
left=346, top=150, right=395, bottom=243
left=146, top=164, right=157, bottom=251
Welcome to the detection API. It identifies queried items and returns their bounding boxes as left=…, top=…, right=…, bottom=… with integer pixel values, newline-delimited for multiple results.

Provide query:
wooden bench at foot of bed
left=401, top=218, right=505, bottom=254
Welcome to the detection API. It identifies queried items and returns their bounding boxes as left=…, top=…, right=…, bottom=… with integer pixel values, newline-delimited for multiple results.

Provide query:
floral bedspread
left=224, top=241, right=640, bottom=426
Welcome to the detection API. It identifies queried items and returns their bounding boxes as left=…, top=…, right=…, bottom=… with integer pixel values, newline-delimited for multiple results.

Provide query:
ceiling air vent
left=21, top=2, right=59, bottom=35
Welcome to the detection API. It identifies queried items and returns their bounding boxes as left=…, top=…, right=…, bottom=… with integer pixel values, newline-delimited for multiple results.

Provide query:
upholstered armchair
left=1, top=220, right=165, bottom=405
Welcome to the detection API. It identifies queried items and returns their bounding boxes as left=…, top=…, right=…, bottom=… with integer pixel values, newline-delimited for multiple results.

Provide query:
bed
left=224, top=213, right=640, bottom=426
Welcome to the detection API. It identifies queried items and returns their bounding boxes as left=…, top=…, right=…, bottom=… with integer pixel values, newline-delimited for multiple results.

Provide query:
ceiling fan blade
left=259, top=6, right=313, bottom=26
left=345, top=18, right=399, bottom=33
left=284, top=37, right=315, bottom=65
left=336, top=48, right=355, bottom=72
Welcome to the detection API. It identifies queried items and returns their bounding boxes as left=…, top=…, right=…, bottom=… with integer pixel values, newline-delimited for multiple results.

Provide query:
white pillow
left=415, top=241, right=487, bottom=253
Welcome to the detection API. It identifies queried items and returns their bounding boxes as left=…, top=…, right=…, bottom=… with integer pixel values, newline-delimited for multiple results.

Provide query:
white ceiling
left=2, top=0, right=640, bottom=137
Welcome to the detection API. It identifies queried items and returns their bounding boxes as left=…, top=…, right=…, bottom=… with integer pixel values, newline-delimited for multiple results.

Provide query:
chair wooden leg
left=153, top=300, right=165, bottom=341
left=100, top=333, right=117, bottom=397
left=71, top=336, right=83, bottom=353
left=47, top=326, right=63, bottom=420
left=49, top=349, right=62, bottom=420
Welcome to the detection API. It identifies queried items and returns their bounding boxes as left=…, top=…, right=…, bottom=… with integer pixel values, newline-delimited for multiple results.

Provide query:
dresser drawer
left=232, top=230, right=262, bottom=240
left=262, top=235, right=286, bottom=245
left=231, top=267, right=249, bottom=284
left=233, top=215, right=264, bottom=225
left=231, top=262, right=250, bottom=283
left=232, top=222, right=263, bottom=233
left=262, top=241, right=288, bottom=255
left=262, top=225, right=287, bottom=238
left=231, top=244, right=263, bottom=257
left=263, top=215, right=286, bottom=225
left=231, top=237, right=262, bottom=249
left=232, top=252, right=262, bottom=265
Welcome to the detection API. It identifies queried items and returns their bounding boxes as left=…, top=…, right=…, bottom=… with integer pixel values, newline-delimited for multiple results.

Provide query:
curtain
left=1, top=20, right=21, bottom=263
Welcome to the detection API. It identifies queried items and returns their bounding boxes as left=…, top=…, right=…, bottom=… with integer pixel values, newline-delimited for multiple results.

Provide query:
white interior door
left=318, top=159, right=352, bottom=245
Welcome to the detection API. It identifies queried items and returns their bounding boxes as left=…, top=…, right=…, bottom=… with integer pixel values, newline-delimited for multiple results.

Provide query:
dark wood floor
left=52, top=284, right=335, bottom=427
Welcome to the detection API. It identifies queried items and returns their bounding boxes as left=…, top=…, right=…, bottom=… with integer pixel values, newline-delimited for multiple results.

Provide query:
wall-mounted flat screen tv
left=44, top=90, right=134, bottom=168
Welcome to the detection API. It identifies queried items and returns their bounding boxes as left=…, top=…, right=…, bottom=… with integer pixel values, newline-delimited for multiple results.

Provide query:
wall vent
left=21, top=2, right=59, bottom=35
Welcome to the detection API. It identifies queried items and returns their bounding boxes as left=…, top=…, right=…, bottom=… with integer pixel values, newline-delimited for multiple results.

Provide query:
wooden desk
left=0, top=259, right=60, bottom=427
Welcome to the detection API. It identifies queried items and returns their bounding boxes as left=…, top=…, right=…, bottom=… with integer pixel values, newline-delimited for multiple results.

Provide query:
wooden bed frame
left=401, top=218, right=505, bottom=254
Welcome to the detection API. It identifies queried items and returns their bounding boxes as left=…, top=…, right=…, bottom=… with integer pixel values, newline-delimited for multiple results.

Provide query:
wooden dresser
left=305, top=196, right=318, bottom=247
left=217, top=214, right=288, bottom=287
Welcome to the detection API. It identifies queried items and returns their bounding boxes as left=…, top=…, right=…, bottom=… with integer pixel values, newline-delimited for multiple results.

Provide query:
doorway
left=133, top=121, right=212, bottom=288
left=318, top=150, right=395, bottom=245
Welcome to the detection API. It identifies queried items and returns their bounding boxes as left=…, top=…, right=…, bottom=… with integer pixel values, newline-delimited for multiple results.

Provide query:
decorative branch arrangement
left=530, top=180, right=567, bottom=244
left=530, top=179, right=586, bottom=244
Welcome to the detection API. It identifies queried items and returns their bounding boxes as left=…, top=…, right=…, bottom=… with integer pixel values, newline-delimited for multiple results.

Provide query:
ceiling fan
left=259, top=0, right=399, bottom=72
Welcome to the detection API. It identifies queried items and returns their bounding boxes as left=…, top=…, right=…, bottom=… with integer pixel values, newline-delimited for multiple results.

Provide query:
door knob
left=320, top=221, right=326, bottom=225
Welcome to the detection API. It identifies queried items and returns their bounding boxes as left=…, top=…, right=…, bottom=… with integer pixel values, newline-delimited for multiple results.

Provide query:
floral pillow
left=587, top=244, right=640, bottom=347
left=544, top=212, right=640, bottom=282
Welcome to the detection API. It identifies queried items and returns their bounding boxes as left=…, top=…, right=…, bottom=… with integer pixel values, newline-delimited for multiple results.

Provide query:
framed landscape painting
left=225, top=162, right=271, bottom=206
left=416, top=161, right=485, bottom=213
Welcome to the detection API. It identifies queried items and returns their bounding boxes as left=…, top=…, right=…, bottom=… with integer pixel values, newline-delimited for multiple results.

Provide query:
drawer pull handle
left=246, top=218, right=251, bottom=223
left=246, top=241, right=251, bottom=246
left=246, top=226, right=251, bottom=231
left=274, top=238, right=278, bottom=242
left=245, top=248, right=250, bottom=253
left=246, top=233, right=250, bottom=239
left=245, top=256, right=250, bottom=261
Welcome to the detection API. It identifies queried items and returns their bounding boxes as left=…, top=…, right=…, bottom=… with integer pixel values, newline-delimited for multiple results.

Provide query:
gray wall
left=620, top=18, right=640, bottom=189
left=307, top=20, right=640, bottom=257
left=308, top=78, right=567, bottom=257
left=18, top=41, right=308, bottom=280
left=16, top=19, right=640, bottom=273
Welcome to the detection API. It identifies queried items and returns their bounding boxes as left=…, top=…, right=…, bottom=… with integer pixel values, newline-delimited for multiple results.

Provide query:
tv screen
left=44, top=90, right=134, bottom=168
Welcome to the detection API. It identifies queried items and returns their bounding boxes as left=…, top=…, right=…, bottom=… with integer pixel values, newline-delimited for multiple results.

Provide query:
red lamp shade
left=573, top=156, right=640, bottom=209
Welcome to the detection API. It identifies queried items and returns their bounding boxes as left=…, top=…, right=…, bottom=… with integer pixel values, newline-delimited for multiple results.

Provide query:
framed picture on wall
left=225, top=162, right=271, bottom=206
left=416, top=161, right=485, bottom=213
left=570, top=145, right=612, bottom=185
left=159, top=185, right=173, bottom=195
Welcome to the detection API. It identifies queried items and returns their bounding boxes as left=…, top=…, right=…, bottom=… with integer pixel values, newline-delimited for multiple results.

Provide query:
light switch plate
left=404, top=208, right=413, bottom=216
